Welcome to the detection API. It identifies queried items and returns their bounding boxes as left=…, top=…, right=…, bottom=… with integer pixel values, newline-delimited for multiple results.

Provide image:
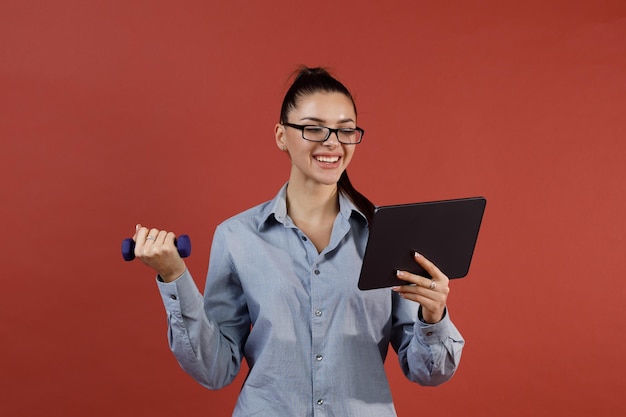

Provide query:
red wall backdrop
left=2, top=1, right=625, bottom=416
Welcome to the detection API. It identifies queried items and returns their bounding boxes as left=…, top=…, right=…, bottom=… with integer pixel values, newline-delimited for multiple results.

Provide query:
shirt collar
left=258, top=183, right=367, bottom=231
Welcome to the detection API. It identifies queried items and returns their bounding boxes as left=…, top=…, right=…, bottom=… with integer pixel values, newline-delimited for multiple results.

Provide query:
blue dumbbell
left=121, top=234, right=191, bottom=261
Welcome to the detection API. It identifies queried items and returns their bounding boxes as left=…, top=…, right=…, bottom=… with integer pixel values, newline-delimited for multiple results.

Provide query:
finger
left=153, top=229, right=168, bottom=246
left=134, top=226, right=150, bottom=257
left=392, top=278, right=449, bottom=305
left=413, top=252, right=448, bottom=283
left=394, top=278, right=438, bottom=298
left=395, top=269, right=434, bottom=290
left=392, top=285, right=447, bottom=316
left=163, top=231, right=180, bottom=257
left=146, top=228, right=160, bottom=245
left=136, top=226, right=150, bottom=242
left=165, top=231, right=177, bottom=247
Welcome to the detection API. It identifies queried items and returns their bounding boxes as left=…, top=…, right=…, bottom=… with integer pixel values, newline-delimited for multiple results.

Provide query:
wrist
left=419, top=305, right=446, bottom=324
left=159, top=264, right=186, bottom=283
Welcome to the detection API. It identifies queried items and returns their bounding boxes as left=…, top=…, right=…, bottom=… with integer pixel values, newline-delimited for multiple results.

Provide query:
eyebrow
left=299, top=116, right=356, bottom=124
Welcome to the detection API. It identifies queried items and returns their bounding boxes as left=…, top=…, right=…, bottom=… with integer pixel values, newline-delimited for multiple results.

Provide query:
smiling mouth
left=315, top=155, right=340, bottom=163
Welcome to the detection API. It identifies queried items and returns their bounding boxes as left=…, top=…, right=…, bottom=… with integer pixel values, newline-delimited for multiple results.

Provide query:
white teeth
left=315, top=156, right=340, bottom=163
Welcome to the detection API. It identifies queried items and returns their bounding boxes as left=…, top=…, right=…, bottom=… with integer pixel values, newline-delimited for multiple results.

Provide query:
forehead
left=292, top=91, right=356, bottom=121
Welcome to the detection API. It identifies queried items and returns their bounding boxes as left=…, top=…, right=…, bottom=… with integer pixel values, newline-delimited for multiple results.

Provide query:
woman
left=133, top=67, right=464, bottom=416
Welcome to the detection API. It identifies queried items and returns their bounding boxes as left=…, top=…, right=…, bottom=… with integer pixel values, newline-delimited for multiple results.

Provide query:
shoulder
left=217, top=200, right=273, bottom=232
left=217, top=183, right=287, bottom=233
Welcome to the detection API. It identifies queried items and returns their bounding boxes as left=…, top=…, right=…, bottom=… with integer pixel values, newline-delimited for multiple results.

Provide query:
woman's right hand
left=133, top=224, right=187, bottom=283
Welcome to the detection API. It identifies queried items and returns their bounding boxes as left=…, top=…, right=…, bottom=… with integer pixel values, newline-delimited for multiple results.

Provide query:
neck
left=285, top=181, right=339, bottom=225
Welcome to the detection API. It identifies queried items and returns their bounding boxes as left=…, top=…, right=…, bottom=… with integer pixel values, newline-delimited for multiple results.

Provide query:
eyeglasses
left=283, top=122, right=364, bottom=144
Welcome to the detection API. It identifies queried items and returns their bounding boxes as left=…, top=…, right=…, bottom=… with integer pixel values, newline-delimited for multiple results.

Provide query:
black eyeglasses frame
left=282, top=122, right=364, bottom=145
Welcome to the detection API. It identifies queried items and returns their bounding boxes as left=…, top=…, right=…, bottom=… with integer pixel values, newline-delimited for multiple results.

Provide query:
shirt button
left=170, top=294, right=177, bottom=300
left=314, top=269, right=320, bottom=275
left=315, top=310, right=322, bottom=317
left=301, top=236, right=307, bottom=241
left=316, top=354, right=323, bottom=361
left=317, top=399, right=324, bottom=405
left=426, top=332, right=433, bottom=337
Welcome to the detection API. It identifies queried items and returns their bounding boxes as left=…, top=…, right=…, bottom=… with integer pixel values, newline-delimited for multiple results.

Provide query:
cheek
left=289, top=142, right=315, bottom=162
left=343, top=147, right=356, bottom=166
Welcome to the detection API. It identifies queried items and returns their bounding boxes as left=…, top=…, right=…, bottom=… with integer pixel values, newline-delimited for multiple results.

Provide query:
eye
left=339, top=128, right=357, bottom=138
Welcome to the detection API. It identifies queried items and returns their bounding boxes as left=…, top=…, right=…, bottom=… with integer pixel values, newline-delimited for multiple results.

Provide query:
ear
left=275, top=123, right=287, bottom=151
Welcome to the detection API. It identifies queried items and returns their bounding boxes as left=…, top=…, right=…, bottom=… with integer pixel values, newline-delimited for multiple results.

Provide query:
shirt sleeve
left=390, top=292, right=465, bottom=386
left=155, top=226, right=250, bottom=390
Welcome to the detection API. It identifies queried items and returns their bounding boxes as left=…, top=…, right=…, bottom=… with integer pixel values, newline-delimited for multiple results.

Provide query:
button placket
left=309, top=249, right=330, bottom=414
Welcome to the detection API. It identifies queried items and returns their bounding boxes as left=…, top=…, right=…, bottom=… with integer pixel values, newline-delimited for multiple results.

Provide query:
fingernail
left=414, top=252, right=421, bottom=258
left=136, top=224, right=141, bottom=231
left=396, top=270, right=404, bottom=277
left=391, top=286, right=400, bottom=291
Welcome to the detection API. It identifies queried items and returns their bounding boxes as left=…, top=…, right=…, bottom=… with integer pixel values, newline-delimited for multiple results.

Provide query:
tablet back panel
left=358, top=197, right=486, bottom=290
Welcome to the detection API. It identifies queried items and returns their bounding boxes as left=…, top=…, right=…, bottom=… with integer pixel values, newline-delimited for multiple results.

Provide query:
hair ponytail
left=338, top=171, right=375, bottom=227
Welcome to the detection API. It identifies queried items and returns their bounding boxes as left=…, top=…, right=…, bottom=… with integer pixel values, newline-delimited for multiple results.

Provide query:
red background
left=2, top=1, right=625, bottom=416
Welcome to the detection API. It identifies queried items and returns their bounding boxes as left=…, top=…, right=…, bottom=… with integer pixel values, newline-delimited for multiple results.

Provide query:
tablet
left=358, top=197, right=486, bottom=290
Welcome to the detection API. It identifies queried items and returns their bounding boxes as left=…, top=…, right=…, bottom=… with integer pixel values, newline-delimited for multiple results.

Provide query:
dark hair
left=280, top=66, right=376, bottom=226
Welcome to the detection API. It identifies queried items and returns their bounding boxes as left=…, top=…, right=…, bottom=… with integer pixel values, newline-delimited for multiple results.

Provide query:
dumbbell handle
left=121, top=234, right=192, bottom=261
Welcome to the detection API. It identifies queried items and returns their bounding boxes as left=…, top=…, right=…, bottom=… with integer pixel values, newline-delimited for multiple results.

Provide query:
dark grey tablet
left=358, top=197, right=486, bottom=290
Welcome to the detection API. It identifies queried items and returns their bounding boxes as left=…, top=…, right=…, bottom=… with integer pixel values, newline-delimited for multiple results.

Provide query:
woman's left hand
left=392, top=252, right=449, bottom=324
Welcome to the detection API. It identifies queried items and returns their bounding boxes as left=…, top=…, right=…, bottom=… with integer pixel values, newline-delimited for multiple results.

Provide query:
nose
left=324, top=130, right=340, bottom=147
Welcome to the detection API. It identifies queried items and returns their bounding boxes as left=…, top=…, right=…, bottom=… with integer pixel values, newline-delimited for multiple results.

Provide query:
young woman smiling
left=132, top=67, right=464, bottom=416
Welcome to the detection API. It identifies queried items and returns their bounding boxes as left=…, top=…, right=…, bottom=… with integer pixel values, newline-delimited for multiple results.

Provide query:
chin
left=316, top=173, right=344, bottom=186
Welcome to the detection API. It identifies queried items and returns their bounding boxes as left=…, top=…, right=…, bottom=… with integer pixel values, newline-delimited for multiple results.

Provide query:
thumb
left=132, top=223, right=141, bottom=241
